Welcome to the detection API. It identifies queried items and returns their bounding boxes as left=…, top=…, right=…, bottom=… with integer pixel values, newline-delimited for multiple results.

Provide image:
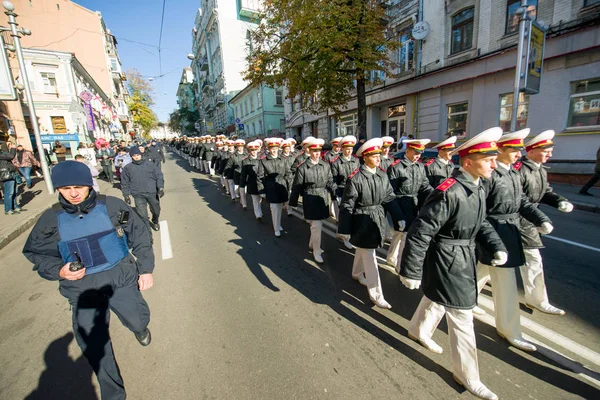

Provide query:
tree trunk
left=356, top=76, right=367, bottom=141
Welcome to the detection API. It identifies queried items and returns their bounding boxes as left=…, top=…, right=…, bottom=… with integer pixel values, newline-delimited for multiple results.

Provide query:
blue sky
left=77, top=0, right=199, bottom=122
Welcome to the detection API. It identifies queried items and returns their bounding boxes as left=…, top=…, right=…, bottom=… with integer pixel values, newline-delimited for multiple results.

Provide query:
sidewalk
left=551, top=182, right=600, bottom=214
left=0, top=178, right=120, bottom=251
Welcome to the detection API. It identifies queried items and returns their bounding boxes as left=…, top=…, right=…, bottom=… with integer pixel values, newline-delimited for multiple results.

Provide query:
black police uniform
left=147, top=144, right=165, bottom=168
left=121, top=159, right=164, bottom=226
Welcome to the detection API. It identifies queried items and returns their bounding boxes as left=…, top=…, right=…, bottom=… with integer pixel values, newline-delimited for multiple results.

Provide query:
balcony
left=112, top=71, right=126, bottom=83
left=215, top=94, right=225, bottom=105
left=239, top=0, right=260, bottom=19
left=202, top=80, right=213, bottom=93
left=198, top=57, right=209, bottom=71
left=204, top=98, right=214, bottom=112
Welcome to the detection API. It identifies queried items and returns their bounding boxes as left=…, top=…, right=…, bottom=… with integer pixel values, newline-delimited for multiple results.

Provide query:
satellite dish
left=412, top=21, right=430, bottom=40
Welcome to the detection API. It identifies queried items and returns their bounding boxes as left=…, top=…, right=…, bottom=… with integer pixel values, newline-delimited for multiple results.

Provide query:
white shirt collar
left=437, top=157, right=449, bottom=165
left=497, top=161, right=510, bottom=170
left=364, top=165, right=377, bottom=174
left=459, top=166, right=480, bottom=185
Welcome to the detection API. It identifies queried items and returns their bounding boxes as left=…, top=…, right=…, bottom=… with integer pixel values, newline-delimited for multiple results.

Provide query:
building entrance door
left=388, top=116, right=405, bottom=143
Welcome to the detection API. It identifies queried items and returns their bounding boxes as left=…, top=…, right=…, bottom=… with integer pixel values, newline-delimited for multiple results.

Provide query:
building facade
left=285, top=0, right=600, bottom=172
left=189, top=0, right=262, bottom=136
left=229, top=83, right=285, bottom=139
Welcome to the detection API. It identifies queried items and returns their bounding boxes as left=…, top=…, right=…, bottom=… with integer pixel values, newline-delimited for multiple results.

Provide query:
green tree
left=169, top=107, right=200, bottom=136
left=244, top=0, right=398, bottom=139
left=125, top=69, right=158, bottom=138
left=168, top=108, right=182, bottom=134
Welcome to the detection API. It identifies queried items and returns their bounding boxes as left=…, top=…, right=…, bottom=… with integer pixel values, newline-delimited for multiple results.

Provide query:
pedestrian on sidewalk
left=1, top=141, right=20, bottom=215
left=579, top=146, right=600, bottom=196
left=97, top=144, right=115, bottom=184
left=23, top=160, right=155, bottom=400
left=12, top=144, right=40, bottom=189
left=114, top=147, right=132, bottom=181
left=121, top=146, right=164, bottom=231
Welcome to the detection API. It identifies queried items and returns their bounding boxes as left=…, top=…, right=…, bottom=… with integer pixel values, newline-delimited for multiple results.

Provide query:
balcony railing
left=239, top=0, right=260, bottom=19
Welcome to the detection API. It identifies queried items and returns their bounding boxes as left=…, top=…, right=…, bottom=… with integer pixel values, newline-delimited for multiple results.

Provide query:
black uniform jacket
left=219, top=151, right=233, bottom=176
left=379, top=155, right=393, bottom=173
left=23, top=191, right=155, bottom=287
left=121, top=159, right=164, bottom=196
left=240, top=156, right=260, bottom=195
left=147, top=145, right=165, bottom=165
left=323, top=150, right=340, bottom=164
left=211, top=150, right=222, bottom=170
left=289, top=159, right=336, bottom=220
left=387, top=158, right=433, bottom=230
left=517, top=157, right=567, bottom=249
left=331, top=155, right=360, bottom=199
left=338, top=165, right=403, bottom=249
left=400, top=171, right=506, bottom=309
left=291, top=152, right=309, bottom=176
left=281, top=153, right=296, bottom=172
left=425, top=158, right=455, bottom=187
left=203, top=143, right=215, bottom=162
left=478, top=165, right=550, bottom=268
left=257, top=154, right=292, bottom=204
left=225, top=152, right=245, bottom=183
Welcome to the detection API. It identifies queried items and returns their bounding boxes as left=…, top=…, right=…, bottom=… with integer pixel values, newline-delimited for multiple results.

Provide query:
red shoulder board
left=352, top=154, right=359, bottom=159
left=331, top=155, right=339, bottom=163
left=513, top=162, right=523, bottom=171
left=391, top=159, right=402, bottom=166
left=260, top=155, right=267, bottom=159
left=297, top=160, right=306, bottom=168
left=348, top=167, right=360, bottom=179
left=378, top=166, right=386, bottom=172
left=425, top=159, right=435, bottom=167
left=436, top=178, right=457, bottom=192
left=243, top=156, right=249, bottom=161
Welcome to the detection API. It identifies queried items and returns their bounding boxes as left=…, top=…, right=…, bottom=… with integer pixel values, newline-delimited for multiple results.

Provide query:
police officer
left=330, top=135, right=360, bottom=247
left=147, top=139, right=165, bottom=169
left=289, top=138, right=336, bottom=264
left=424, top=136, right=457, bottom=187
left=400, top=128, right=507, bottom=400
left=386, top=139, right=433, bottom=269
left=338, top=138, right=403, bottom=309
left=475, top=129, right=552, bottom=352
left=23, top=160, right=154, bottom=400
left=121, top=147, right=165, bottom=231
left=240, top=141, right=263, bottom=220
left=517, top=130, right=573, bottom=315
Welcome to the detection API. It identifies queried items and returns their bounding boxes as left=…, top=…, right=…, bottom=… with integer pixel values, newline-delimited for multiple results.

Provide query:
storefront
left=31, top=133, right=80, bottom=163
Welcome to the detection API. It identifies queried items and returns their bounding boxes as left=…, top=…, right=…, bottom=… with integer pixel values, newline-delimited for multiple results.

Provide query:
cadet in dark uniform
left=240, top=141, right=263, bottom=220
left=289, top=138, right=336, bottom=264
left=290, top=136, right=315, bottom=176
left=330, top=135, right=359, bottom=247
left=23, top=161, right=154, bottom=400
left=424, top=136, right=457, bottom=187
left=121, top=147, right=165, bottom=231
left=225, top=139, right=246, bottom=202
left=518, top=130, right=573, bottom=315
left=386, top=139, right=433, bottom=269
left=281, top=139, right=296, bottom=217
left=257, top=138, right=292, bottom=237
left=323, top=136, right=343, bottom=163
left=220, top=140, right=235, bottom=196
left=400, top=128, right=507, bottom=400
left=338, top=138, right=403, bottom=309
left=379, top=136, right=396, bottom=240
left=204, top=136, right=216, bottom=176
left=475, top=129, right=552, bottom=352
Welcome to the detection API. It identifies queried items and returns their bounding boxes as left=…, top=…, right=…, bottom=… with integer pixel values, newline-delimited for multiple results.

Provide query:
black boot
left=135, top=328, right=151, bottom=346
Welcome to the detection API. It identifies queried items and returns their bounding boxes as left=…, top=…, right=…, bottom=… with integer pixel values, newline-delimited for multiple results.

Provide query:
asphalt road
left=0, top=152, right=598, bottom=400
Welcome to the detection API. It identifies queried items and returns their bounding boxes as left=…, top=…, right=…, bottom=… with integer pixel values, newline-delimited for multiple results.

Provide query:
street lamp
left=1, top=0, right=53, bottom=194
left=187, top=54, right=195, bottom=60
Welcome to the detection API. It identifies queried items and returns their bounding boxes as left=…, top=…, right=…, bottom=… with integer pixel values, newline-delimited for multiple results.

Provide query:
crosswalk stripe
left=159, top=220, right=173, bottom=260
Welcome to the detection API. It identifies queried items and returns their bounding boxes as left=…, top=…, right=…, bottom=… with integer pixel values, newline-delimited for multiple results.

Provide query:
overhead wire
left=158, top=0, right=167, bottom=76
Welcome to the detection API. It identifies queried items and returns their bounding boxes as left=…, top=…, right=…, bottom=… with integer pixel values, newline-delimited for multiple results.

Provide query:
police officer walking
left=121, top=147, right=165, bottom=231
left=23, top=160, right=154, bottom=400
left=147, top=139, right=165, bottom=169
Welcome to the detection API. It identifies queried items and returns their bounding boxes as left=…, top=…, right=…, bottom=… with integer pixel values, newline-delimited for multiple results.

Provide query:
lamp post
left=510, top=0, right=530, bottom=133
left=1, top=0, right=53, bottom=194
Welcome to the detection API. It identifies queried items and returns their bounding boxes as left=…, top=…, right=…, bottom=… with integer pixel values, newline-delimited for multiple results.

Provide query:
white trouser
left=204, top=161, right=214, bottom=176
left=409, top=296, right=480, bottom=382
left=386, top=231, right=406, bottom=272
left=239, top=186, right=247, bottom=208
left=199, top=158, right=205, bottom=171
left=385, top=214, right=394, bottom=240
left=220, top=175, right=227, bottom=190
left=352, top=248, right=384, bottom=301
left=284, top=201, right=293, bottom=215
left=521, top=249, right=550, bottom=307
left=477, top=263, right=522, bottom=340
left=270, top=203, right=283, bottom=233
left=332, top=199, right=339, bottom=221
left=308, top=220, right=323, bottom=256
left=227, top=179, right=238, bottom=200
left=251, top=195, right=263, bottom=219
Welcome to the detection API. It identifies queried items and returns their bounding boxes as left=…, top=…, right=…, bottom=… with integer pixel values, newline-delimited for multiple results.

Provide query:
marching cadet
left=289, top=138, right=336, bottom=264
left=330, top=135, right=360, bottom=247
left=379, top=136, right=395, bottom=171
left=240, top=141, right=263, bottom=220
left=257, top=138, right=292, bottom=237
left=204, top=136, right=216, bottom=176
left=289, top=138, right=298, bottom=155
left=517, top=130, right=573, bottom=315
left=290, top=136, right=316, bottom=176
left=225, top=139, right=246, bottom=202
left=338, top=138, right=403, bottom=309
left=475, top=129, right=553, bottom=352
left=386, top=139, right=433, bottom=270
left=281, top=139, right=296, bottom=217
left=424, top=136, right=457, bottom=187
left=400, top=127, right=507, bottom=400
left=323, top=137, right=343, bottom=163
left=217, top=140, right=233, bottom=195
left=212, top=140, right=224, bottom=186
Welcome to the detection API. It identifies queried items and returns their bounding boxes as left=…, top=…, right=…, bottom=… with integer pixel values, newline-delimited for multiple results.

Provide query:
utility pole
left=511, top=0, right=530, bottom=133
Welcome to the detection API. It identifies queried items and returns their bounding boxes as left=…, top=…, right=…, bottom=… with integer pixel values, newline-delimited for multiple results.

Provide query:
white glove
left=397, top=220, right=406, bottom=231
left=491, top=251, right=508, bottom=266
left=338, top=234, right=350, bottom=241
left=260, top=194, right=266, bottom=199
left=336, top=197, right=342, bottom=203
left=558, top=201, right=573, bottom=213
left=537, top=222, right=554, bottom=235
left=400, top=276, right=421, bottom=290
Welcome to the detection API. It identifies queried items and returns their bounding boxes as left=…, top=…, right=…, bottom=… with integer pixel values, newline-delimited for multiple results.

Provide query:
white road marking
left=159, top=220, right=173, bottom=260
left=545, top=235, right=600, bottom=253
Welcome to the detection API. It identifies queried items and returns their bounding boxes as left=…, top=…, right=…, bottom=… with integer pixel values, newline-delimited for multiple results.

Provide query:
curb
left=0, top=204, right=51, bottom=252
left=573, top=202, right=600, bottom=214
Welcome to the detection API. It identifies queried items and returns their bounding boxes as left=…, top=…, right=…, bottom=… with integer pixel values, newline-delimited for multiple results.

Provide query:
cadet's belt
left=488, top=213, right=519, bottom=221
left=436, top=237, right=474, bottom=246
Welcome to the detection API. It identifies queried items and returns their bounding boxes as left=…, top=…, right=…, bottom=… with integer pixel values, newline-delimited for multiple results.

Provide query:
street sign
left=238, top=124, right=245, bottom=130
left=68, top=99, right=84, bottom=113
left=522, top=20, right=546, bottom=94
left=0, top=35, right=17, bottom=101
left=235, top=118, right=241, bottom=124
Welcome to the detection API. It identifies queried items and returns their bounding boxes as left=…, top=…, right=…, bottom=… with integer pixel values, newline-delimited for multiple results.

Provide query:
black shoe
left=578, top=190, right=593, bottom=196
left=150, top=221, right=160, bottom=231
left=135, top=328, right=151, bottom=346
left=257, top=216, right=262, bottom=222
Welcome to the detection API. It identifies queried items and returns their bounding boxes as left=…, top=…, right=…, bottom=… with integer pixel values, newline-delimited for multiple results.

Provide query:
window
left=290, top=97, right=295, bottom=112
left=51, top=116, right=67, bottom=134
left=397, top=26, right=414, bottom=73
left=243, top=101, right=247, bottom=116
left=250, top=96, right=255, bottom=112
left=499, top=93, right=529, bottom=132
left=257, top=91, right=262, bottom=108
left=451, top=8, right=474, bottom=54
left=584, top=0, right=600, bottom=7
left=446, top=102, right=469, bottom=138
left=110, top=58, right=119, bottom=72
left=506, top=0, right=537, bottom=35
left=567, top=78, right=600, bottom=129
left=40, top=72, right=57, bottom=94
left=258, top=119, right=263, bottom=135
left=275, top=89, right=283, bottom=105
